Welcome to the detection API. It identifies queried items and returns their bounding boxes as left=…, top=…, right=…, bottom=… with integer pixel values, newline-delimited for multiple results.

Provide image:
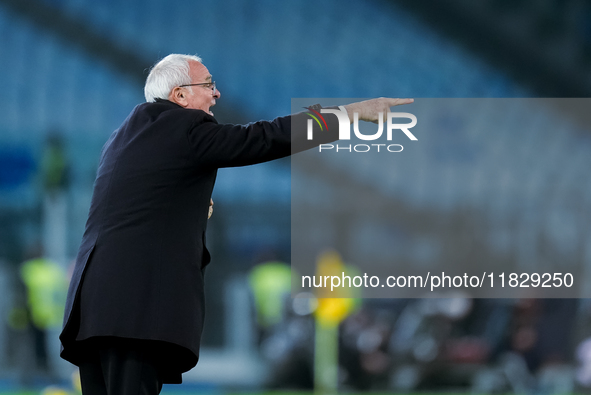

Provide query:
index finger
left=386, top=98, right=414, bottom=107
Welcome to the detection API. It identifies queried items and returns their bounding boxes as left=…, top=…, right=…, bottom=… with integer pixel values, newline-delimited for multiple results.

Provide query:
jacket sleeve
left=186, top=110, right=340, bottom=169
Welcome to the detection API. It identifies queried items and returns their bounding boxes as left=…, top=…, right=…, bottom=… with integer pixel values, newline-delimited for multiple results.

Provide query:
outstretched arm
left=343, top=97, right=414, bottom=123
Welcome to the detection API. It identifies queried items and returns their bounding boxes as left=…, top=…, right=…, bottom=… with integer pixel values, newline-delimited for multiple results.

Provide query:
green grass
left=6, top=392, right=567, bottom=395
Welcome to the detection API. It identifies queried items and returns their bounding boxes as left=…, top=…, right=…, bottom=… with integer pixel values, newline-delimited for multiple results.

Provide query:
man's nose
left=213, top=88, right=221, bottom=99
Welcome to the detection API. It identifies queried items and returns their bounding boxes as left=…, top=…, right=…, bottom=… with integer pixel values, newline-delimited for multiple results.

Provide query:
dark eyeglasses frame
left=178, top=81, right=216, bottom=91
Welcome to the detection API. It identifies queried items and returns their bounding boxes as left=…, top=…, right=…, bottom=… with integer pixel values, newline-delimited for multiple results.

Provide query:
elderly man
left=59, top=53, right=412, bottom=394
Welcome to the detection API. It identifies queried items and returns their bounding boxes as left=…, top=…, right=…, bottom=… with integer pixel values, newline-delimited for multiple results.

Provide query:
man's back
left=60, top=100, right=217, bottom=377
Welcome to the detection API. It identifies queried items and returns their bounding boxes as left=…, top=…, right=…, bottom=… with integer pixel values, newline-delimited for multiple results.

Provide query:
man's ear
left=169, top=87, right=189, bottom=107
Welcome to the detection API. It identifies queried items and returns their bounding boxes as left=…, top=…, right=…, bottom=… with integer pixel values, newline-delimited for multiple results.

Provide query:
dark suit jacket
left=59, top=99, right=337, bottom=382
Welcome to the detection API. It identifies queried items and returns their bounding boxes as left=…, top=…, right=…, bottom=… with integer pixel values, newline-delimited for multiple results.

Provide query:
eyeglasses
left=179, top=81, right=216, bottom=92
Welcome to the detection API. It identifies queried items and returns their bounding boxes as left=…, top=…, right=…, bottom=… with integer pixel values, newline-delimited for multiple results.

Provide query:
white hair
left=144, top=54, right=203, bottom=102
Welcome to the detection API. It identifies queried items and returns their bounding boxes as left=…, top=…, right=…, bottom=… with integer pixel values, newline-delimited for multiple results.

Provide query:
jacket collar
left=154, top=98, right=183, bottom=108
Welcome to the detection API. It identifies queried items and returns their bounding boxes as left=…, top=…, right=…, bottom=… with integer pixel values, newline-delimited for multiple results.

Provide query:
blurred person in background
left=41, top=133, right=70, bottom=196
left=506, top=298, right=578, bottom=393
left=248, top=254, right=315, bottom=389
left=11, top=244, right=68, bottom=386
left=248, top=255, right=291, bottom=341
left=58, top=53, right=413, bottom=395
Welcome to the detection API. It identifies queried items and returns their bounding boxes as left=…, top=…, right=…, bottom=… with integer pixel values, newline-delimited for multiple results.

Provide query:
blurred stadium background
left=1, top=0, right=591, bottom=393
